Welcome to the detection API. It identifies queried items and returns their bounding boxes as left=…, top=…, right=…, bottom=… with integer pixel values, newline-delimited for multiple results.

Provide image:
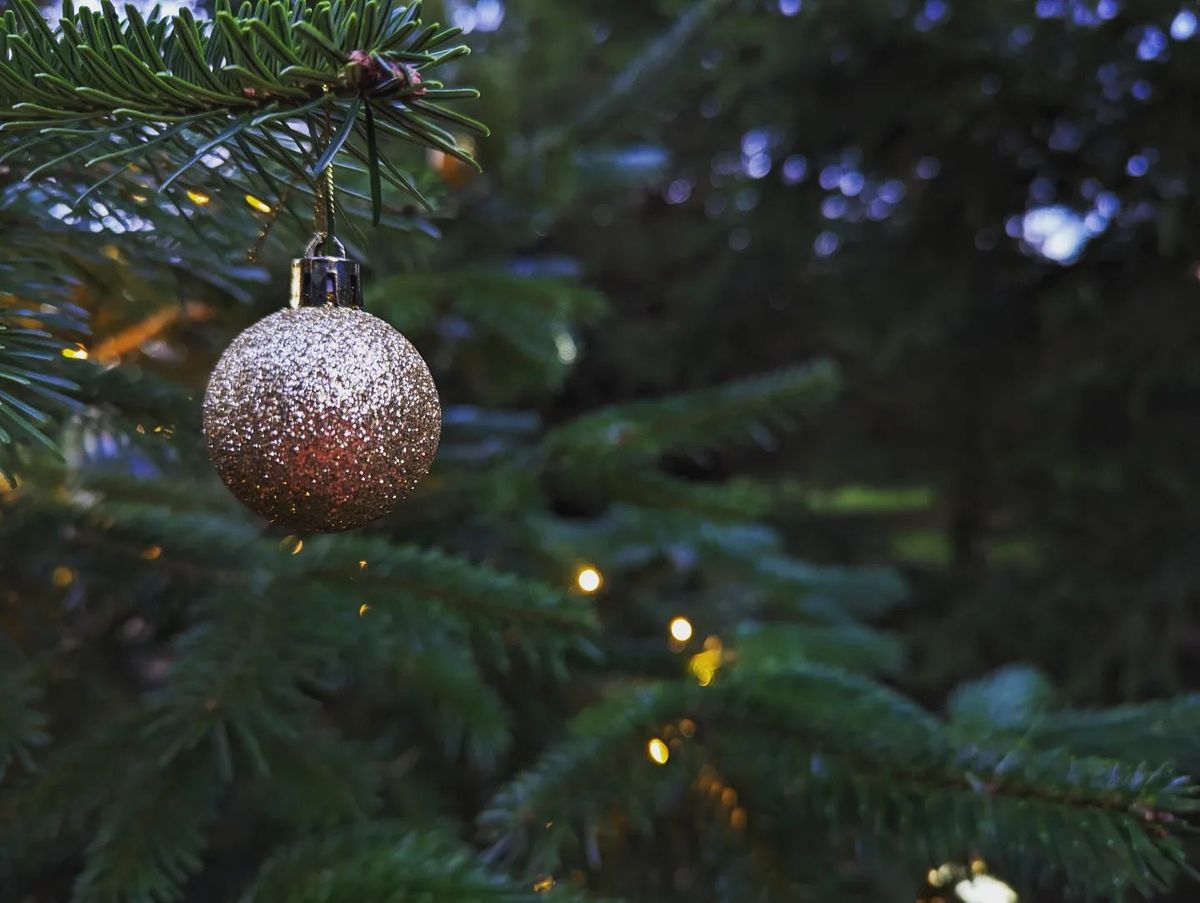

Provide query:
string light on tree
left=955, top=875, right=1017, bottom=903
left=689, top=636, right=724, bottom=686
left=576, top=565, right=603, bottom=593
left=244, top=194, right=272, bottom=214
left=669, top=615, right=693, bottom=642
left=925, top=860, right=1017, bottom=903
left=646, top=737, right=670, bottom=765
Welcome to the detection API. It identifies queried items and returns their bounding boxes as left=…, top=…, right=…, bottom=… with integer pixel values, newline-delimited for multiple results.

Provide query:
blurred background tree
left=4, top=0, right=1200, bottom=900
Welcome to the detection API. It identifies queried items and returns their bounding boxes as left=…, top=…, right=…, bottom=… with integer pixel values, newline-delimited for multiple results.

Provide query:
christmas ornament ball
left=203, top=305, right=440, bottom=532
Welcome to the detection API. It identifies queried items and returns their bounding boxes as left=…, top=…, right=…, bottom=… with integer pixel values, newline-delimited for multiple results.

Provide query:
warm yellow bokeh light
left=689, top=648, right=723, bottom=686
left=244, top=194, right=272, bottom=214
left=669, top=616, right=693, bottom=642
left=576, top=566, right=602, bottom=593
left=358, top=603, right=370, bottom=616
left=140, top=545, right=162, bottom=560
left=61, top=344, right=88, bottom=360
left=51, top=566, right=75, bottom=587
left=280, top=535, right=303, bottom=555
left=931, top=863, right=956, bottom=887
left=532, top=876, right=555, bottom=893
left=186, top=189, right=211, bottom=206
left=647, top=737, right=670, bottom=765
left=955, top=874, right=1017, bottom=903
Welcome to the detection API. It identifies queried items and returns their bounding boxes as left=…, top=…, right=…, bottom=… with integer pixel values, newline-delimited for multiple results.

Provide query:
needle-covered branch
left=544, top=359, right=842, bottom=462
left=0, top=302, right=86, bottom=475
left=243, top=824, right=596, bottom=902
left=481, top=663, right=1200, bottom=898
left=0, top=0, right=487, bottom=219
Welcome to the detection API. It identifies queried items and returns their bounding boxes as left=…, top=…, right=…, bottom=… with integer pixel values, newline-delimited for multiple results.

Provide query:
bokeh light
left=576, top=566, right=602, bottom=593
left=647, top=737, right=670, bottom=765
left=669, top=616, right=694, bottom=642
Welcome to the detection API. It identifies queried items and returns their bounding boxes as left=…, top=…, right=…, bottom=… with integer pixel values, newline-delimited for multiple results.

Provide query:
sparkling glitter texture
left=203, top=306, right=441, bottom=532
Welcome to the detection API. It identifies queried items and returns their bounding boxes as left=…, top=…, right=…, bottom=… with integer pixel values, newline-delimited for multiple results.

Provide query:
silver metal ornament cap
left=290, top=233, right=362, bottom=309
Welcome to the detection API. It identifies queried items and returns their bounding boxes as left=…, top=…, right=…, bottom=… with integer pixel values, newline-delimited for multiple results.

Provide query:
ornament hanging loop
left=304, top=232, right=346, bottom=259
left=292, top=85, right=360, bottom=308
left=290, top=232, right=362, bottom=309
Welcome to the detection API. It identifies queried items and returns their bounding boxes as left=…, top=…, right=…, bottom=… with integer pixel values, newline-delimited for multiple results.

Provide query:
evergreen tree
left=1, top=1, right=1199, bottom=901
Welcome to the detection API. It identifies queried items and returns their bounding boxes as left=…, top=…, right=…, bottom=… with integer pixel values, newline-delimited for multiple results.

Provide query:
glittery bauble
left=203, top=306, right=440, bottom=532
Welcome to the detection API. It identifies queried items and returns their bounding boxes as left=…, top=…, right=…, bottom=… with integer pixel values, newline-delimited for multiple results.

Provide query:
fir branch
left=526, top=506, right=906, bottom=624
left=397, top=642, right=513, bottom=770
left=252, top=727, right=381, bottom=828
left=241, top=823, right=593, bottom=902
left=1027, top=694, right=1200, bottom=771
left=0, top=302, right=87, bottom=473
left=947, top=664, right=1055, bottom=733
left=9, top=486, right=602, bottom=691
left=947, top=670, right=1200, bottom=772
left=72, top=749, right=223, bottom=903
left=570, top=470, right=776, bottom=521
left=478, top=686, right=693, bottom=872
left=753, top=553, right=908, bottom=621
left=140, top=583, right=330, bottom=777
left=734, top=623, right=906, bottom=677
left=481, top=665, right=1200, bottom=898
left=532, top=0, right=734, bottom=153
left=63, top=495, right=597, bottom=639
left=1, top=712, right=151, bottom=861
left=367, top=270, right=608, bottom=397
left=303, top=533, right=598, bottom=637
left=0, top=666, right=49, bottom=782
left=545, top=359, right=841, bottom=462
left=0, top=0, right=486, bottom=215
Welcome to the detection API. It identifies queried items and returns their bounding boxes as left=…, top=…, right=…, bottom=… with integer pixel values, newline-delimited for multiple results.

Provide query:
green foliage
left=0, top=301, right=85, bottom=473
left=948, top=664, right=1056, bottom=734
left=0, top=475, right=602, bottom=900
left=73, top=749, right=222, bottom=903
left=0, top=666, right=49, bottom=782
left=949, top=667, right=1200, bottom=775
left=242, top=824, right=591, bottom=902
left=4, top=0, right=1200, bottom=900
left=1028, top=696, right=1200, bottom=773
left=0, top=0, right=484, bottom=220
left=368, top=270, right=607, bottom=401
left=482, top=659, right=1200, bottom=900
left=546, top=359, right=841, bottom=462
